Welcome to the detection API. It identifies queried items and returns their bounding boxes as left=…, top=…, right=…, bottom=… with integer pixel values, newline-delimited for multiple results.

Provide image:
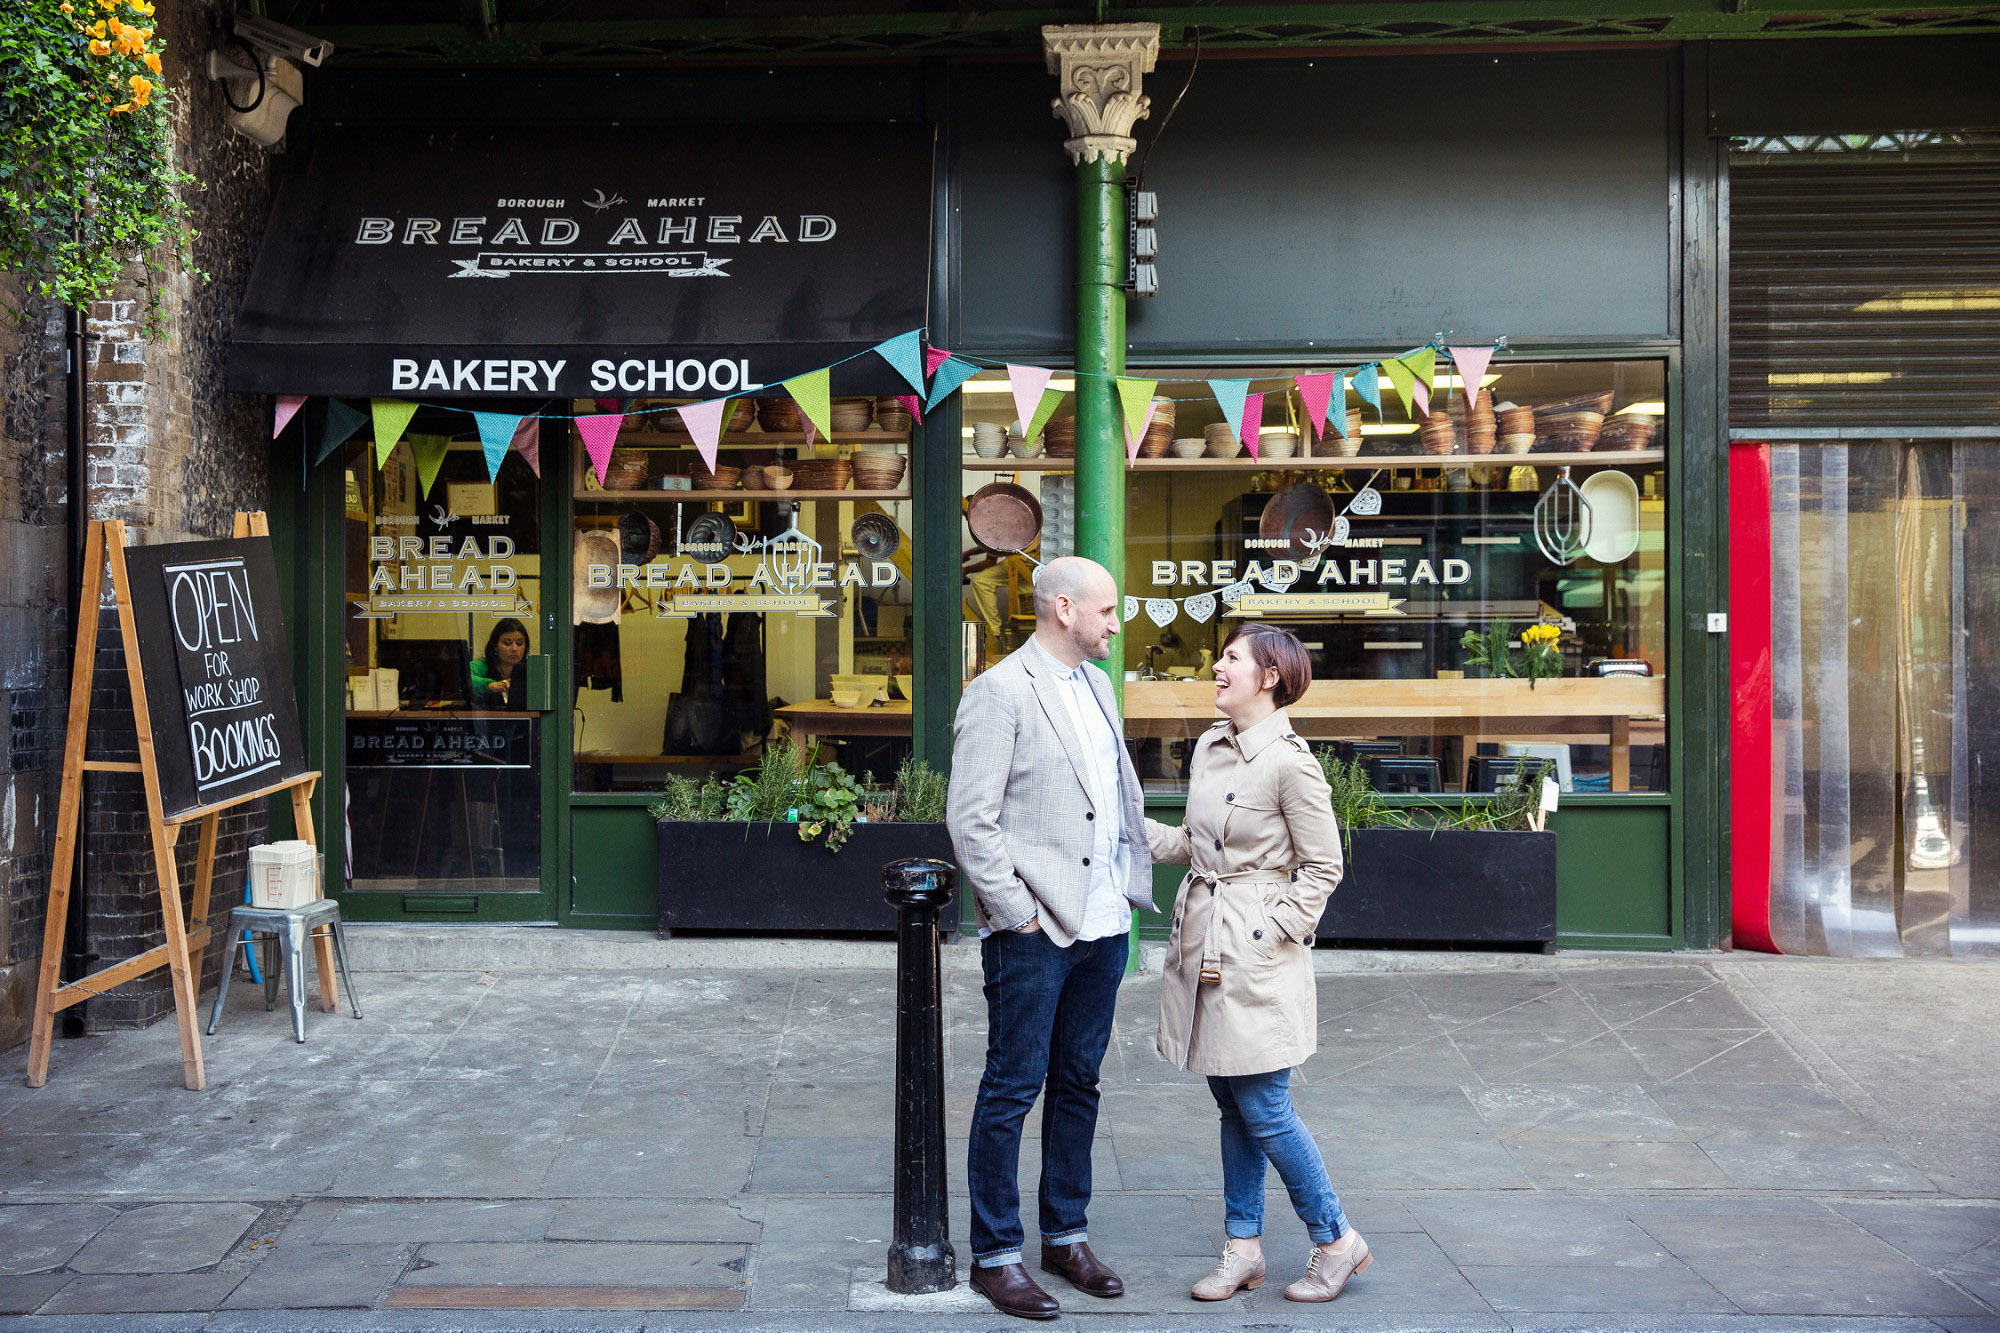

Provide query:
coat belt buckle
left=1198, top=965, right=1222, bottom=985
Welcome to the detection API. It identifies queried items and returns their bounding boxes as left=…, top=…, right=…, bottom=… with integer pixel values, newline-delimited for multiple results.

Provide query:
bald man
left=948, top=555, right=1156, bottom=1319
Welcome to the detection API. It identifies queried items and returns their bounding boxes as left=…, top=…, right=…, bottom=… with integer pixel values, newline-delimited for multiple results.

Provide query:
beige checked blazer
left=946, top=643, right=1156, bottom=945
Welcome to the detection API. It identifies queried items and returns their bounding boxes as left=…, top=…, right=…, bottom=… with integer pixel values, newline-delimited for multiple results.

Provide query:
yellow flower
left=105, top=15, right=122, bottom=34
left=143, top=51, right=161, bottom=73
left=109, top=101, right=131, bottom=113
left=97, top=0, right=117, bottom=9
left=85, top=19, right=106, bottom=35
left=60, top=2, right=74, bottom=12
left=1521, top=624, right=1561, bottom=647
left=88, top=38, right=111, bottom=55
left=130, top=0, right=154, bottom=12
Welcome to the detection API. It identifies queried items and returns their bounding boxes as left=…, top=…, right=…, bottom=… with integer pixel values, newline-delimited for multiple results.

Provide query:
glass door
left=336, top=420, right=552, bottom=916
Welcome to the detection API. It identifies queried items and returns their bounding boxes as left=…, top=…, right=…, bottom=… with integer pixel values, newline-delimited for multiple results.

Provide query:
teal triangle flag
left=924, top=355, right=980, bottom=412
left=1351, top=363, right=1384, bottom=421
left=873, top=331, right=928, bottom=397
left=315, top=399, right=367, bottom=465
left=1207, top=379, right=1251, bottom=442
left=474, top=412, right=524, bottom=482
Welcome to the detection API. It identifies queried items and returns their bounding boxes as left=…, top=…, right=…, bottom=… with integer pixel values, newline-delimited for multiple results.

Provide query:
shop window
left=959, top=361, right=1669, bottom=796
left=569, top=398, right=915, bottom=793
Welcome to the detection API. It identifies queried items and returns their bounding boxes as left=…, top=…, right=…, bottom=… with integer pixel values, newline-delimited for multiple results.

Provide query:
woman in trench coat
left=1144, top=622, right=1371, bottom=1303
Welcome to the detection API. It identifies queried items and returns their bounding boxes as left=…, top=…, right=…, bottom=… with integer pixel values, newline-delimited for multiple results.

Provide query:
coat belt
left=1185, top=867, right=1284, bottom=984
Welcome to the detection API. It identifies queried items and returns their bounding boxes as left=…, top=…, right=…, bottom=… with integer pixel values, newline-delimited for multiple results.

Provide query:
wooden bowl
left=851, top=450, right=908, bottom=490
left=874, top=396, right=912, bottom=433
left=764, top=466, right=794, bottom=491
left=694, top=463, right=744, bottom=490
left=1598, top=414, right=1659, bottom=450
left=1535, top=411, right=1605, bottom=451
left=830, top=397, right=874, bottom=433
left=1534, top=390, right=1616, bottom=417
left=757, top=398, right=803, bottom=433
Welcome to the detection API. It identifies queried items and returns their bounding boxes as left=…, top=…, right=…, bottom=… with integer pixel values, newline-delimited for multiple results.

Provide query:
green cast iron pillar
left=1045, top=23, right=1160, bottom=707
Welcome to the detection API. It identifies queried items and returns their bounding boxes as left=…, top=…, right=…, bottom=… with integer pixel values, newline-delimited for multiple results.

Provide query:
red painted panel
left=1729, top=442, right=1778, bottom=952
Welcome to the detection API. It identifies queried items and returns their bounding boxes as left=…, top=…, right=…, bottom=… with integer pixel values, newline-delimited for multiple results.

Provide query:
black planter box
left=656, top=820, right=957, bottom=937
left=1317, top=828, right=1557, bottom=945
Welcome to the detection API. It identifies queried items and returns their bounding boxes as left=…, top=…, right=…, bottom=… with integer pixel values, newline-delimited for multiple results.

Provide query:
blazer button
left=1085, top=811, right=1094, bottom=820
left=1213, top=838, right=1222, bottom=850
left=1226, top=791, right=1235, bottom=802
left=1252, top=929, right=1263, bottom=939
left=1081, top=856, right=1091, bottom=866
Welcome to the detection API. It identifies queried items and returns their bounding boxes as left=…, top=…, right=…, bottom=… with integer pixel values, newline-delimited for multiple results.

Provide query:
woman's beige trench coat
left=1144, top=708, right=1344, bottom=1077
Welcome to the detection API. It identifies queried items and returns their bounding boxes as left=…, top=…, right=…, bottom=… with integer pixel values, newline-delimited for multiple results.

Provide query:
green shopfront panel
left=570, top=803, right=659, bottom=925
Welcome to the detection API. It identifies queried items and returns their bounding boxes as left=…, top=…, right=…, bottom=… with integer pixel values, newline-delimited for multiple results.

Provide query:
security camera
left=232, top=15, right=333, bottom=68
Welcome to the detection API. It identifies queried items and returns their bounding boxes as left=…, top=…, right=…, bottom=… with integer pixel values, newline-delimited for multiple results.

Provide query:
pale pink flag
left=1124, top=404, right=1158, bottom=463
left=575, top=413, right=625, bottom=486
left=273, top=395, right=306, bottom=438
left=924, top=347, right=952, bottom=379
left=1294, top=374, right=1334, bottom=439
left=1006, top=364, right=1053, bottom=438
left=1449, top=345, right=1495, bottom=407
left=1240, top=391, right=1265, bottom=456
left=511, top=417, right=542, bottom=476
left=1412, top=379, right=1431, bottom=419
left=677, top=399, right=729, bottom=472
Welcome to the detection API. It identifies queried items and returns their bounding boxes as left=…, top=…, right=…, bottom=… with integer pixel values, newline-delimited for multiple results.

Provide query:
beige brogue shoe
left=1190, top=1242, right=1265, bottom=1301
left=1283, top=1231, right=1371, bottom=1302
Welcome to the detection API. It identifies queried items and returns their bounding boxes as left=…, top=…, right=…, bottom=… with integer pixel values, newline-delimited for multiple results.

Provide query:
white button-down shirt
left=1029, top=638, right=1130, bottom=941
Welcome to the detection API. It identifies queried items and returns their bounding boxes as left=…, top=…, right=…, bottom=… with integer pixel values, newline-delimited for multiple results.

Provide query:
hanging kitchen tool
left=966, top=482, right=1044, bottom=564
left=1533, top=465, right=1594, bottom=565
left=681, top=511, right=737, bottom=565
left=617, top=511, right=661, bottom=564
left=1258, top=482, right=1336, bottom=563
left=743, top=502, right=823, bottom=591
left=849, top=511, right=901, bottom=562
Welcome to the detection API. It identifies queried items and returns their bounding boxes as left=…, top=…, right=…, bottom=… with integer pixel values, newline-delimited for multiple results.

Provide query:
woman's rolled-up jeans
left=1207, top=1067, right=1347, bottom=1244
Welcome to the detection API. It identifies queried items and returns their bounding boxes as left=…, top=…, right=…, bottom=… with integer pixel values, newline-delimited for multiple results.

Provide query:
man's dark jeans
left=968, top=927, right=1128, bottom=1268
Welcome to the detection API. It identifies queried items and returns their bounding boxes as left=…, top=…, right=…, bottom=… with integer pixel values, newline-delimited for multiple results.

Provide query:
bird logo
left=582, top=188, right=626, bottom=212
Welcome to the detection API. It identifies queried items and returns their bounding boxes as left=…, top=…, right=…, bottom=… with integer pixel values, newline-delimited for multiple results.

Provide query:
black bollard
left=882, top=856, right=957, bottom=1294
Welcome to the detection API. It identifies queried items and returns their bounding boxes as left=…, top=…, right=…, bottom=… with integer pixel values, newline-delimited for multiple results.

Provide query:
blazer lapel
left=1023, top=653, right=1100, bottom=811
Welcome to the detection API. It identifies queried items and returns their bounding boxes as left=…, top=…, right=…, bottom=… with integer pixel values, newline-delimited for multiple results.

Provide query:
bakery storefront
left=231, top=123, right=940, bottom=925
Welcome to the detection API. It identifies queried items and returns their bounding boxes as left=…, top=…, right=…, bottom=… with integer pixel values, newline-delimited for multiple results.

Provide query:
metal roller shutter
left=1729, top=133, right=2000, bottom=438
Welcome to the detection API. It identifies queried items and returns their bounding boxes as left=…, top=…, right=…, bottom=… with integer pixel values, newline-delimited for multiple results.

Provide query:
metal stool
left=207, top=900, right=362, bottom=1042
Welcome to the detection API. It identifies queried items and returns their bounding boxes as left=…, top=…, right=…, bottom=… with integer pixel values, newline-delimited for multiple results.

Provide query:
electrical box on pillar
left=1126, top=184, right=1159, bottom=296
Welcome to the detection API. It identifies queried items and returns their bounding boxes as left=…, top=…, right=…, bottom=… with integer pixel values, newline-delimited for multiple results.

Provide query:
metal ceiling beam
left=301, top=1, right=2000, bottom=63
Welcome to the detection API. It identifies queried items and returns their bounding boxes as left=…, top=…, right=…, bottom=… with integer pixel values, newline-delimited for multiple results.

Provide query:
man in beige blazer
left=948, top=555, right=1155, bottom=1320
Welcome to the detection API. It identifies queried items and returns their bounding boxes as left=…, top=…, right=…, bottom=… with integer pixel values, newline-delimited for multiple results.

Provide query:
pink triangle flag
left=677, top=399, right=729, bottom=472
left=575, top=413, right=625, bottom=486
left=272, top=395, right=306, bottom=438
left=511, top=416, right=542, bottom=477
left=1124, top=404, right=1158, bottom=464
left=895, top=393, right=923, bottom=424
left=1449, top=345, right=1495, bottom=407
left=1006, top=365, right=1054, bottom=437
left=1294, top=374, right=1335, bottom=440
left=924, top=347, right=952, bottom=380
left=1412, top=379, right=1431, bottom=420
left=1240, top=391, right=1265, bottom=456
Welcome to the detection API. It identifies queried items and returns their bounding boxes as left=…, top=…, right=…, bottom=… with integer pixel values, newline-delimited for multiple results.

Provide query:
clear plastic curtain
left=1766, top=441, right=1998, bottom=956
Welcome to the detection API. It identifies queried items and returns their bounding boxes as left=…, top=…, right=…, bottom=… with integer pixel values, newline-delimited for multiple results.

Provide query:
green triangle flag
left=409, top=434, right=452, bottom=498
left=371, top=398, right=419, bottom=466
left=1114, top=378, right=1157, bottom=446
left=1024, top=387, right=1064, bottom=446
left=1404, top=346, right=1437, bottom=395
left=784, top=369, right=833, bottom=441
left=1381, top=358, right=1417, bottom=417
left=315, top=399, right=368, bottom=465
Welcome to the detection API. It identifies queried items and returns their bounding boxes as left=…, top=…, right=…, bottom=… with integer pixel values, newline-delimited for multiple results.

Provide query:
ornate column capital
left=1042, top=24, right=1161, bottom=167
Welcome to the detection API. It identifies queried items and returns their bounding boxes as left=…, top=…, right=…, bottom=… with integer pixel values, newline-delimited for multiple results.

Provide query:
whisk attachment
left=1533, top=466, right=1594, bottom=566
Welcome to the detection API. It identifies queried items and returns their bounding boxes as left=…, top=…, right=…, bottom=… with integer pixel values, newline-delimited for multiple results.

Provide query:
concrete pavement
left=0, top=937, right=1994, bottom=1330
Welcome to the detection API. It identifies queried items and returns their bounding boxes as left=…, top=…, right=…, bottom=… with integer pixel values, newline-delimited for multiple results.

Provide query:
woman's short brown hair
left=1222, top=622, right=1312, bottom=708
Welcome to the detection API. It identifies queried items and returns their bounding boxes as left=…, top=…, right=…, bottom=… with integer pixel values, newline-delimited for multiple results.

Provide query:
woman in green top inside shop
left=471, top=618, right=529, bottom=709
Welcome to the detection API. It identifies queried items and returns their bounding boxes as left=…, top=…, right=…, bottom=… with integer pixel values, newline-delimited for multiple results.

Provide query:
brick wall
left=0, top=0, right=279, bottom=1047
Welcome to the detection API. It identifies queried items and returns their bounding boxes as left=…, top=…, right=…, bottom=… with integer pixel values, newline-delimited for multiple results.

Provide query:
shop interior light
left=1358, top=423, right=1420, bottom=435
left=1764, top=371, right=1897, bottom=386
left=1615, top=400, right=1666, bottom=415
left=1853, top=288, right=2000, bottom=313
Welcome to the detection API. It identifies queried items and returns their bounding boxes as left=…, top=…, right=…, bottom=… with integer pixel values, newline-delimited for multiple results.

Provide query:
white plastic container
left=248, top=841, right=322, bottom=909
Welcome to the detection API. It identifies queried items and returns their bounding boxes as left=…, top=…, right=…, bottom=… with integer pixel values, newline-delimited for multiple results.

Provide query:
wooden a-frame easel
left=26, top=512, right=329, bottom=1091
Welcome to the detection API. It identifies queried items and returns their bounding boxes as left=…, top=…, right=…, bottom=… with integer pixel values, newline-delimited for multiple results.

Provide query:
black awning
left=228, top=124, right=934, bottom=398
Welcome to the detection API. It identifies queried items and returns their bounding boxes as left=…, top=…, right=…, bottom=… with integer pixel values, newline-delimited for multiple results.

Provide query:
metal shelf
left=961, top=451, right=1662, bottom=471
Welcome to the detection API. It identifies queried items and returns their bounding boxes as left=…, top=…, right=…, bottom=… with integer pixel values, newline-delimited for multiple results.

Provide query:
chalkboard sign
left=122, top=536, right=307, bottom=819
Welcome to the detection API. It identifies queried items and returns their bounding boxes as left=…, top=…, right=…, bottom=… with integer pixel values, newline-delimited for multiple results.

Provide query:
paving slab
left=399, top=1240, right=749, bottom=1288
left=1500, top=1134, right=1735, bottom=1190
left=315, top=1201, right=562, bottom=1244
left=37, top=1272, right=246, bottom=1314
left=0, top=1275, right=70, bottom=1316
left=1633, top=1213, right=1993, bottom=1317
left=546, top=1198, right=764, bottom=1243
left=0, top=1204, right=116, bottom=1274
left=1407, top=1196, right=1688, bottom=1269
left=1458, top=1260, right=1738, bottom=1314
left=541, top=1132, right=760, bottom=1198
left=68, top=1202, right=262, bottom=1274
left=1465, top=1083, right=1683, bottom=1141
left=1831, top=1200, right=2000, bottom=1266
left=220, top=1243, right=411, bottom=1309
left=1701, top=1139, right=1937, bottom=1192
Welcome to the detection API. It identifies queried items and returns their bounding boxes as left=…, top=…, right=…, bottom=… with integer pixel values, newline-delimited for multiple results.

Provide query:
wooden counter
left=777, top=699, right=913, bottom=749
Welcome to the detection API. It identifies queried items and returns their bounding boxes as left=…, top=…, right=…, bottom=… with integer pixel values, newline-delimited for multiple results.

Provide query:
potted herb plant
left=1315, top=750, right=1558, bottom=947
left=652, top=745, right=955, bottom=936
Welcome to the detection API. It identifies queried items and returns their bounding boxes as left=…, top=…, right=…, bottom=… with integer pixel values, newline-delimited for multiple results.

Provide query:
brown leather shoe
left=970, top=1262, right=1061, bottom=1320
left=1040, top=1241, right=1125, bottom=1298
